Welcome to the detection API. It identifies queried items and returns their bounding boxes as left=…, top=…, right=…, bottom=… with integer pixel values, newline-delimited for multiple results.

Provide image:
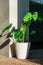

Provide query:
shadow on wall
left=0, top=39, right=10, bottom=49
left=0, top=38, right=16, bottom=57
left=0, top=26, right=17, bottom=57
left=0, top=32, right=16, bottom=57
left=0, top=26, right=15, bottom=49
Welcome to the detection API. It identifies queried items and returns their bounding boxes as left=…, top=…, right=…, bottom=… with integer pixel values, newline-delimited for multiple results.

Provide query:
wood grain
left=0, top=55, right=43, bottom=65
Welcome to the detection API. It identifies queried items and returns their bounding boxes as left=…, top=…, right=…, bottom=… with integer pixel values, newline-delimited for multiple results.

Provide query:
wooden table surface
left=0, top=55, right=43, bottom=65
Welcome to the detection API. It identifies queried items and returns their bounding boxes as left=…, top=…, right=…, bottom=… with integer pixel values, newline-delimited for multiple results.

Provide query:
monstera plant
left=0, top=12, right=42, bottom=59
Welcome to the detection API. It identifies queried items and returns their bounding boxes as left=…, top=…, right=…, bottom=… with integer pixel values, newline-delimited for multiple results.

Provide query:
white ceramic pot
left=14, top=42, right=31, bottom=59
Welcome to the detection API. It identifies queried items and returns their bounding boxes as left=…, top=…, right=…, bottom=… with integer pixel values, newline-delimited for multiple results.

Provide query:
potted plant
left=0, top=12, right=41, bottom=59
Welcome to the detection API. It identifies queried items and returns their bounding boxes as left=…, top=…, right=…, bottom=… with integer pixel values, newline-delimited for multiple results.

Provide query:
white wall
left=9, top=0, right=18, bottom=29
left=9, top=0, right=18, bottom=57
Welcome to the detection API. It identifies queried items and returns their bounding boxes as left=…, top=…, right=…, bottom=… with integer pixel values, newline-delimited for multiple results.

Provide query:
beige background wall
left=0, top=0, right=9, bottom=56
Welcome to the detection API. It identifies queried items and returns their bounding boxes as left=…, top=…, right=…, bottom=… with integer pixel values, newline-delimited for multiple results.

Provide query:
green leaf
left=11, top=31, right=23, bottom=40
left=38, top=16, right=43, bottom=21
left=33, top=12, right=38, bottom=22
left=23, top=12, right=32, bottom=23
left=30, top=30, right=36, bottom=35
left=2, top=23, right=12, bottom=34
left=11, top=32, right=17, bottom=39
left=20, top=24, right=26, bottom=32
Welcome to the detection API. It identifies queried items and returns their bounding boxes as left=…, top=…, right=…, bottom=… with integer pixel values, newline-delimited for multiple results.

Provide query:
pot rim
left=14, top=42, right=31, bottom=44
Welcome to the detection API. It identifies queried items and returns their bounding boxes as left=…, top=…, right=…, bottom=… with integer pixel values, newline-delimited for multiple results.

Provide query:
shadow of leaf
left=0, top=39, right=10, bottom=49
left=10, top=43, right=16, bottom=57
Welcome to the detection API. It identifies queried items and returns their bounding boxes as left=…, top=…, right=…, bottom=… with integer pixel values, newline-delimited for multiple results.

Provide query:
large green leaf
left=38, top=16, right=43, bottom=21
left=23, top=12, right=32, bottom=23
left=20, top=24, right=26, bottom=33
left=11, top=31, right=23, bottom=40
left=32, top=12, right=38, bottom=22
left=30, top=30, right=37, bottom=35
left=2, top=23, right=12, bottom=34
